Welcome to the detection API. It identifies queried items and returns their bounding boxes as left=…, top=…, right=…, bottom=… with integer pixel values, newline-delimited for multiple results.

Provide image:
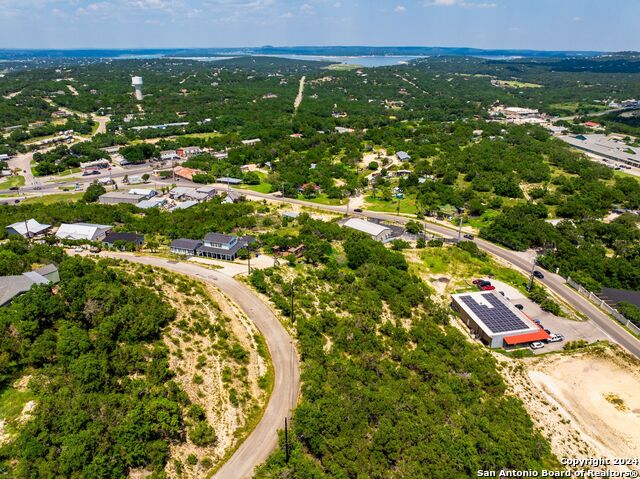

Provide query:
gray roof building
left=0, top=265, right=60, bottom=306
left=5, top=219, right=52, bottom=238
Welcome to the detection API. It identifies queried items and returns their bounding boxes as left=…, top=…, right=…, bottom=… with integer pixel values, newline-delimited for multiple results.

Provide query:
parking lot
left=488, top=279, right=609, bottom=353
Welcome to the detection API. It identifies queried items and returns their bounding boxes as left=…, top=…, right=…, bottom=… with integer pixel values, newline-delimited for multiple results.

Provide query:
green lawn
left=0, top=386, right=33, bottom=424
left=0, top=175, right=25, bottom=190
left=22, top=192, right=82, bottom=205
left=243, top=182, right=272, bottom=193
left=365, top=195, right=418, bottom=214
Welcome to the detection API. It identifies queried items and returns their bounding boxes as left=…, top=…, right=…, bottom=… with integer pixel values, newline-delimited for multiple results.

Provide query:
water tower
left=131, top=76, right=143, bottom=101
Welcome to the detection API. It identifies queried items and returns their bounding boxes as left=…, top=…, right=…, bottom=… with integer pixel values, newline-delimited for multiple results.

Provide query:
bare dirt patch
left=496, top=345, right=640, bottom=472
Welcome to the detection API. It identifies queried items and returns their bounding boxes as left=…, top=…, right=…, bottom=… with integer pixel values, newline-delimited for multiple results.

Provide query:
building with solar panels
left=451, top=291, right=549, bottom=348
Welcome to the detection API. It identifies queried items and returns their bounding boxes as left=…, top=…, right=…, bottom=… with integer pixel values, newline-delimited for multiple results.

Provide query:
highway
left=85, top=252, right=300, bottom=479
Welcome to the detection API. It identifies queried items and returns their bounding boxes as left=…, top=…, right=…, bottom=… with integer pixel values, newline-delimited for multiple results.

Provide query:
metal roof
left=6, top=219, right=51, bottom=237
left=343, top=218, right=392, bottom=237
left=55, top=223, right=111, bottom=241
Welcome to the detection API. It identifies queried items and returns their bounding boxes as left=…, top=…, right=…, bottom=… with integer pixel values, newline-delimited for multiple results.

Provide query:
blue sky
left=0, top=0, right=637, bottom=51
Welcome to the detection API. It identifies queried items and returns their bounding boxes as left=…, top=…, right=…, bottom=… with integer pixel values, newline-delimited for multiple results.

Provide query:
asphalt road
left=85, top=252, right=300, bottom=479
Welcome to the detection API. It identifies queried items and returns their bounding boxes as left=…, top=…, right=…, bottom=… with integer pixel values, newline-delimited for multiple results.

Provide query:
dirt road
left=87, top=252, right=300, bottom=479
left=293, top=76, right=306, bottom=112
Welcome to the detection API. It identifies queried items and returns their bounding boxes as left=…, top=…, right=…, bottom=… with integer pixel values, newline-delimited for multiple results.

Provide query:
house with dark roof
left=103, top=232, right=144, bottom=249
left=0, top=264, right=60, bottom=306
left=170, top=239, right=203, bottom=256
left=197, top=233, right=246, bottom=261
left=170, top=233, right=254, bottom=261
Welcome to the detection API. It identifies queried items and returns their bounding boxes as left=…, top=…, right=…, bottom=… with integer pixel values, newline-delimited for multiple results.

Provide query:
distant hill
left=0, top=45, right=620, bottom=61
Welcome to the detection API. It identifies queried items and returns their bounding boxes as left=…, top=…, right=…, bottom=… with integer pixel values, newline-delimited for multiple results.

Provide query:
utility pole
left=23, top=216, right=30, bottom=240
left=457, top=215, right=463, bottom=243
left=290, top=280, right=295, bottom=324
left=527, top=258, right=537, bottom=291
left=284, top=417, right=290, bottom=463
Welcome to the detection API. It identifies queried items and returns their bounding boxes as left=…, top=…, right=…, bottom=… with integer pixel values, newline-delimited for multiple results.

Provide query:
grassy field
left=0, top=175, right=25, bottom=190
left=463, top=209, right=501, bottom=231
left=365, top=196, right=418, bottom=214
left=325, top=63, right=362, bottom=71
left=243, top=182, right=272, bottom=193
left=409, top=243, right=526, bottom=289
left=495, top=80, right=542, bottom=89
left=180, top=132, right=223, bottom=139
left=302, top=193, right=347, bottom=206
left=21, top=192, right=82, bottom=205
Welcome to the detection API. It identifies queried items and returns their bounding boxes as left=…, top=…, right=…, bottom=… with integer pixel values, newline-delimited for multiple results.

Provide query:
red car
left=480, top=284, right=495, bottom=291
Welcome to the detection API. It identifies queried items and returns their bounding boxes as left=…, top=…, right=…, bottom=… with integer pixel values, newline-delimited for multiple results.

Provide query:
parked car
left=479, top=284, right=496, bottom=291
left=463, top=234, right=474, bottom=240
left=530, top=341, right=545, bottom=350
left=74, top=247, right=84, bottom=253
left=472, top=279, right=483, bottom=285
left=353, top=208, right=363, bottom=213
left=547, top=334, right=564, bottom=343
left=533, top=270, right=545, bottom=279
left=514, top=304, right=524, bottom=310
left=534, top=319, right=542, bottom=326
left=9, top=186, right=19, bottom=191
left=544, top=329, right=552, bottom=335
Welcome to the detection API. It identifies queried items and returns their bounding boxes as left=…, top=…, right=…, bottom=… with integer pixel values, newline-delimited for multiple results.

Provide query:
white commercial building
left=343, top=218, right=393, bottom=242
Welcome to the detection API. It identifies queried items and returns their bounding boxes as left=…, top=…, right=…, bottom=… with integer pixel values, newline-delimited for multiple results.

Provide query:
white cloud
left=425, top=0, right=496, bottom=8
left=572, top=16, right=582, bottom=22
left=394, top=5, right=406, bottom=13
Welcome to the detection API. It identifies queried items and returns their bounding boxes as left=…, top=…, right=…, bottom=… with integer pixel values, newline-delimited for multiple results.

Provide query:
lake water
left=112, top=53, right=426, bottom=67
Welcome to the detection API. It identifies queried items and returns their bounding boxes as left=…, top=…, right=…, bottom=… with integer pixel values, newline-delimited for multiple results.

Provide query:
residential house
left=170, top=233, right=254, bottom=261
left=161, top=150, right=180, bottom=161
left=102, top=232, right=144, bottom=249
left=55, top=223, right=112, bottom=241
left=173, top=166, right=202, bottom=181
left=396, top=151, right=411, bottom=161
left=0, top=265, right=60, bottom=306
left=177, top=146, right=202, bottom=158
left=5, top=219, right=52, bottom=238
left=170, top=239, right=203, bottom=256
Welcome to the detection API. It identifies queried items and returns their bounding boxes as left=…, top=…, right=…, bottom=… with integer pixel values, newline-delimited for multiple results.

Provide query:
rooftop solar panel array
left=459, top=293, right=529, bottom=334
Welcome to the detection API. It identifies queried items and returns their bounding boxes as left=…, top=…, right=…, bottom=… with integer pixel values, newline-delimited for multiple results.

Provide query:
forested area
left=251, top=225, right=556, bottom=478
left=0, top=241, right=185, bottom=477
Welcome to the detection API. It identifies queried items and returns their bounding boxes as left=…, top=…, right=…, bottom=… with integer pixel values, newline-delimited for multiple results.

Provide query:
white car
left=530, top=341, right=545, bottom=350
left=547, top=334, right=564, bottom=343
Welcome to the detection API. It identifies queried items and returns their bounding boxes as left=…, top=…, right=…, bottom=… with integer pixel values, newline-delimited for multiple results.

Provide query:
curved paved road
left=91, top=252, right=300, bottom=479
left=230, top=189, right=640, bottom=358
